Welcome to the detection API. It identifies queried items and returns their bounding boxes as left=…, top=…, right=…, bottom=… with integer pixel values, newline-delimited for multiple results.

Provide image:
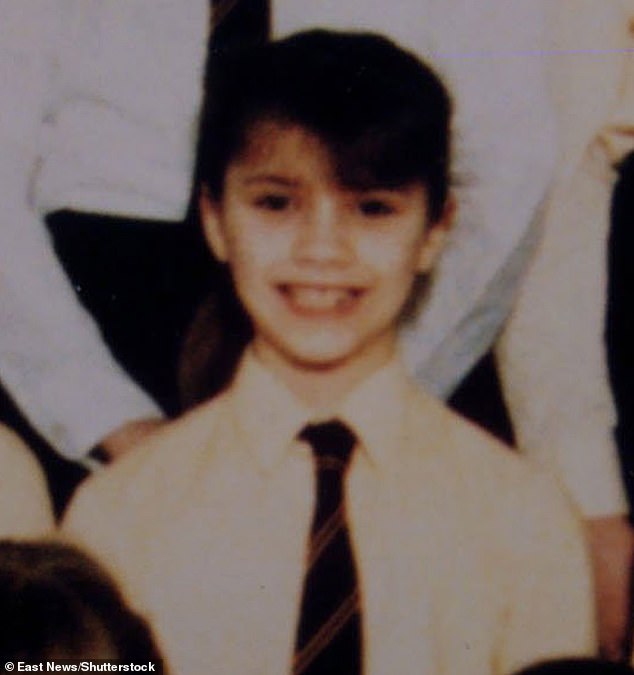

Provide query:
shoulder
left=405, top=383, right=582, bottom=531
left=0, top=424, right=54, bottom=538
left=0, top=424, right=48, bottom=494
left=405, top=387, right=590, bottom=627
left=62, top=392, right=231, bottom=541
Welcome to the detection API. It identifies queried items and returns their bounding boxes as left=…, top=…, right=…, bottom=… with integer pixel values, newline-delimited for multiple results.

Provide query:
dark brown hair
left=198, top=29, right=452, bottom=221
left=0, top=540, right=163, bottom=666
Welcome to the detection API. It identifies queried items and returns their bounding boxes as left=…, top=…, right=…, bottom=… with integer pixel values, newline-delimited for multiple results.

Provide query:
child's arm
left=0, top=0, right=208, bottom=462
left=496, top=2, right=634, bottom=658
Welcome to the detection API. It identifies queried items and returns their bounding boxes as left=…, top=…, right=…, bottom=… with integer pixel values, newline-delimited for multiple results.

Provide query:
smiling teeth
left=284, top=286, right=357, bottom=311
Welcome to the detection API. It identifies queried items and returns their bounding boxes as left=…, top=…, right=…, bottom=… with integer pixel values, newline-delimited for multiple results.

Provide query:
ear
left=416, top=194, right=456, bottom=274
left=199, top=185, right=228, bottom=262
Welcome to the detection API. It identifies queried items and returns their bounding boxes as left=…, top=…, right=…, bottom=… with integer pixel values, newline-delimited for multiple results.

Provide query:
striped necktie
left=293, top=420, right=363, bottom=674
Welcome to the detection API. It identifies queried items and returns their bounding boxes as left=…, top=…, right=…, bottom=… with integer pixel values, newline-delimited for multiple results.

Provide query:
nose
left=293, top=196, right=351, bottom=265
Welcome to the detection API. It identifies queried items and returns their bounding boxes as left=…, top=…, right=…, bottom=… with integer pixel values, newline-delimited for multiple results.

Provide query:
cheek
left=359, top=235, right=426, bottom=279
left=225, top=227, right=289, bottom=285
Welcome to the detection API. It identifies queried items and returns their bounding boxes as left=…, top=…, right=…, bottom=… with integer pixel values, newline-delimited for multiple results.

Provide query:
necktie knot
left=298, top=420, right=357, bottom=470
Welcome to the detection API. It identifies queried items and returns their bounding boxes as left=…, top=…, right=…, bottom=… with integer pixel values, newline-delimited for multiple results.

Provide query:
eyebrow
left=241, top=174, right=300, bottom=188
left=240, top=173, right=420, bottom=196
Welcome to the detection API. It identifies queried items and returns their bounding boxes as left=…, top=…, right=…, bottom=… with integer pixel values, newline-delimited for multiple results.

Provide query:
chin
left=258, top=323, right=394, bottom=375
left=283, top=346, right=356, bottom=372
left=279, top=332, right=389, bottom=375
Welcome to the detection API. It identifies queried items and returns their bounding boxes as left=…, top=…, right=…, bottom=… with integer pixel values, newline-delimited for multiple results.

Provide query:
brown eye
left=255, top=194, right=291, bottom=211
left=359, top=199, right=394, bottom=216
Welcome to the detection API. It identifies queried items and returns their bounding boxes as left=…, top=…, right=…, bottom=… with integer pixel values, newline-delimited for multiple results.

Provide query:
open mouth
left=278, top=284, right=364, bottom=313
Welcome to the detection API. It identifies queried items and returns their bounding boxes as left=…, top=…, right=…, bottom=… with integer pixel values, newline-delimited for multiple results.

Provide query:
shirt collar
left=230, top=349, right=411, bottom=470
left=338, top=357, right=411, bottom=466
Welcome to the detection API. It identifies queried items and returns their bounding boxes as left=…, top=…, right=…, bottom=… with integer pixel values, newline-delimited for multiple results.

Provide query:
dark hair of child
left=0, top=540, right=163, bottom=666
left=197, top=29, right=452, bottom=221
left=179, top=29, right=453, bottom=407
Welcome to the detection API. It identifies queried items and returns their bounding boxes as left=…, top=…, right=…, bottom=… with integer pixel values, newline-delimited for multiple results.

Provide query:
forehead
left=228, top=120, right=428, bottom=196
left=231, top=120, right=334, bottom=177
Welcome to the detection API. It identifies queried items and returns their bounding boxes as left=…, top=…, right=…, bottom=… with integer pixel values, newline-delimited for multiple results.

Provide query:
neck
left=251, top=339, right=397, bottom=410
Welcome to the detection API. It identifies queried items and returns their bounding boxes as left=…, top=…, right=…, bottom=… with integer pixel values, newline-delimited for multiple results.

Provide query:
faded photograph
left=1, top=1, right=634, bottom=672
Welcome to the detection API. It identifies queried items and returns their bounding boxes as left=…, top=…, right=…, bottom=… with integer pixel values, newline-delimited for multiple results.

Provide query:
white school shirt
left=62, top=351, right=595, bottom=675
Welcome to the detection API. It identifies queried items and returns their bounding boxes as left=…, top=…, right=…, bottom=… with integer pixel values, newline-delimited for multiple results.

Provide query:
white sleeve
left=496, top=2, right=634, bottom=517
left=496, top=151, right=628, bottom=518
left=274, top=0, right=556, bottom=398
left=0, top=0, right=208, bottom=461
left=35, top=0, right=209, bottom=218
left=398, top=0, right=557, bottom=397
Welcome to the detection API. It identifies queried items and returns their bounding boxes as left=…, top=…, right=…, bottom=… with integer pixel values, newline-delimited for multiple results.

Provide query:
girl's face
left=201, top=121, right=450, bottom=400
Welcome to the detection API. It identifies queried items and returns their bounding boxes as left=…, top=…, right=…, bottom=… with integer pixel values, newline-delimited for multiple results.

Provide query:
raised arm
left=0, top=0, right=208, bottom=462
left=496, top=0, right=634, bottom=658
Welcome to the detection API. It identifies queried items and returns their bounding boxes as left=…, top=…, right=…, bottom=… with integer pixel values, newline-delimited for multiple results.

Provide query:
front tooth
left=288, top=287, right=350, bottom=310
